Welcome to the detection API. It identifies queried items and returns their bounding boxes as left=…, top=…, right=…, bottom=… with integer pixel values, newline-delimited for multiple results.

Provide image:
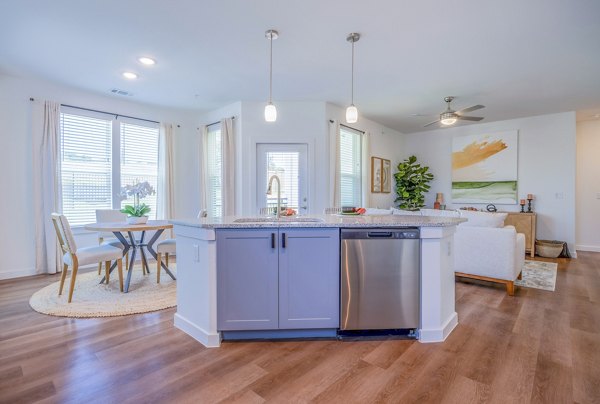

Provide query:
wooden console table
left=504, top=212, right=536, bottom=257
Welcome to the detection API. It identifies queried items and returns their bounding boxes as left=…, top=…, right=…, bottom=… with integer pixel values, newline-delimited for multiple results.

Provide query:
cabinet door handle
left=281, top=232, right=286, bottom=248
left=271, top=233, right=276, bottom=249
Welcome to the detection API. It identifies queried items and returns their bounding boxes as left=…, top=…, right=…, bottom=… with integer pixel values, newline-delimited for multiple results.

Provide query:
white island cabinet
left=217, top=228, right=339, bottom=337
left=172, top=215, right=464, bottom=348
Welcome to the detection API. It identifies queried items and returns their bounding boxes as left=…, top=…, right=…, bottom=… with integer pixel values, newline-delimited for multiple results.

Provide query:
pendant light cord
left=351, top=39, right=354, bottom=105
left=269, top=34, right=273, bottom=104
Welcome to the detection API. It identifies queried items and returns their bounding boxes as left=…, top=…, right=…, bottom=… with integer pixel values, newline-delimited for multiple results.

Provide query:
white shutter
left=206, top=125, right=223, bottom=217
left=265, top=151, right=300, bottom=210
left=120, top=122, right=159, bottom=219
left=60, top=113, right=112, bottom=226
left=339, top=126, right=363, bottom=207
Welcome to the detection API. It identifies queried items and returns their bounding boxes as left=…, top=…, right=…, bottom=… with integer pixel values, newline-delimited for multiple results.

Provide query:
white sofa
left=392, top=208, right=526, bottom=295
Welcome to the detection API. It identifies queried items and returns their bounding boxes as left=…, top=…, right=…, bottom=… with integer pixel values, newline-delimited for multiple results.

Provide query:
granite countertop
left=170, top=214, right=466, bottom=229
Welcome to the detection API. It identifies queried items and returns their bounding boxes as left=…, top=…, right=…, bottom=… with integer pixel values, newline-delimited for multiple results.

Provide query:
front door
left=256, top=143, right=308, bottom=215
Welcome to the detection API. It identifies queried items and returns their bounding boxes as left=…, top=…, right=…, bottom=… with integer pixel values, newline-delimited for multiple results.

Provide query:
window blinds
left=339, top=126, right=362, bottom=207
left=60, top=113, right=112, bottom=226
left=265, top=151, right=300, bottom=210
left=59, top=111, right=160, bottom=226
left=120, top=122, right=159, bottom=219
left=206, top=125, right=222, bottom=217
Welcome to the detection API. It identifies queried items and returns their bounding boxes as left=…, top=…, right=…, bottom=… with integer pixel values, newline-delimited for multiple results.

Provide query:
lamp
left=265, top=29, right=278, bottom=122
left=346, top=33, right=360, bottom=124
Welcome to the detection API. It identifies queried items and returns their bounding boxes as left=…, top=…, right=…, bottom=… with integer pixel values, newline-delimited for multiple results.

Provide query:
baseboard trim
left=0, top=268, right=38, bottom=280
left=419, top=312, right=458, bottom=343
left=174, top=312, right=221, bottom=348
left=576, top=245, right=600, bottom=253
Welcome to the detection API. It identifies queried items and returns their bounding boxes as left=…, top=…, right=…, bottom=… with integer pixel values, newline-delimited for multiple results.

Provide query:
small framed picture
left=371, top=157, right=382, bottom=193
left=382, top=158, right=391, bottom=193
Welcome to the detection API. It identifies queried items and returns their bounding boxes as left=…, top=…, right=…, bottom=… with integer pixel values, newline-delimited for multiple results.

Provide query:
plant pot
left=127, top=216, right=148, bottom=225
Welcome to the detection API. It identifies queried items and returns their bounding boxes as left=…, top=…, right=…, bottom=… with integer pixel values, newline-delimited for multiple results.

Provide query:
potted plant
left=120, top=181, right=156, bottom=224
left=394, top=155, right=434, bottom=210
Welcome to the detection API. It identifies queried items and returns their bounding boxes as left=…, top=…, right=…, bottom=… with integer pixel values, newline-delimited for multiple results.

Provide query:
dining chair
left=323, top=207, right=342, bottom=214
left=51, top=213, right=124, bottom=302
left=259, top=207, right=277, bottom=216
left=156, top=210, right=207, bottom=283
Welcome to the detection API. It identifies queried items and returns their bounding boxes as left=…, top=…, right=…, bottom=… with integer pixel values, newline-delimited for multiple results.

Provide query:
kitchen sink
left=232, top=217, right=324, bottom=223
left=279, top=217, right=324, bottom=223
left=233, top=217, right=277, bottom=223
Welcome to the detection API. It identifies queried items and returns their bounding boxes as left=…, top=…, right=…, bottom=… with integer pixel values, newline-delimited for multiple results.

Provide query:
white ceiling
left=1, top=0, right=599, bottom=133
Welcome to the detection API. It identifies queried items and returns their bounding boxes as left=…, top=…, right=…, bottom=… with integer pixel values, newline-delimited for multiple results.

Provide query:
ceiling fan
left=424, top=96, right=485, bottom=127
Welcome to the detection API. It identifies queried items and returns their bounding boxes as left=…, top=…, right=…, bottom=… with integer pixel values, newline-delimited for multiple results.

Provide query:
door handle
left=271, top=233, right=276, bottom=249
left=281, top=232, right=286, bottom=248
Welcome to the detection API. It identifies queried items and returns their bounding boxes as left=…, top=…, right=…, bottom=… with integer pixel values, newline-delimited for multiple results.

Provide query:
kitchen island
left=171, top=214, right=464, bottom=347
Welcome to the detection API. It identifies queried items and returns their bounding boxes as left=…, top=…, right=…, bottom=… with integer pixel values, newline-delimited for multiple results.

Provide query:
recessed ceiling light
left=122, top=72, right=138, bottom=80
left=138, top=57, right=156, bottom=65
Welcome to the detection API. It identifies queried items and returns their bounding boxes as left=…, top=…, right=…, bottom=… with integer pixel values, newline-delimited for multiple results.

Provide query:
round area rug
left=29, top=264, right=177, bottom=318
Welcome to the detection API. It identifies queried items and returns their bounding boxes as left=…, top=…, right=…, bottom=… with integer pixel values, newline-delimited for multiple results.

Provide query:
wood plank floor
left=1, top=253, right=599, bottom=403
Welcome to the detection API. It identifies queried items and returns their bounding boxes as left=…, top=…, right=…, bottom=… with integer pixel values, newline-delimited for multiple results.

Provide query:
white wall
left=0, top=73, right=197, bottom=279
left=576, top=119, right=600, bottom=252
left=326, top=104, right=405, bottom=209
left=401, top=112, right=577, bottom=254
left=193, top=101, right=405, bottom=216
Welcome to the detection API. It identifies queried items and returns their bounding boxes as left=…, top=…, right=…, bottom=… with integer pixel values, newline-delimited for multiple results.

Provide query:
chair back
left=323, top=207, right=342, bottom=214
left=51, top=213, right=77, bottom=254
left=96, top=209, right=126, bottom=239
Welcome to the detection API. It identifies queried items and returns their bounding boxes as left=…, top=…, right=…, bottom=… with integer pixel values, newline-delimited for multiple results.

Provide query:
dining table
left=84, top=220, right=175, bottom=292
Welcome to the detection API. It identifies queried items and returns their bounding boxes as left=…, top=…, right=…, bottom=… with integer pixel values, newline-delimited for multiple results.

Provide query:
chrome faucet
left=266, top=174, right=281, bottom=219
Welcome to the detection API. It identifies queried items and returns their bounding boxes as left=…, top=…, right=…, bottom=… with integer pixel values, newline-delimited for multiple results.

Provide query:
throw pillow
left=420, top=209, right=461, bottom=218
left=458, top=210, right=508, bottom=228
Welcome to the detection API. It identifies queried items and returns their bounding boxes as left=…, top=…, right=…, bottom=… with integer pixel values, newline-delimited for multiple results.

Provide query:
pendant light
left=346, top=32, right=360, bottom=124
left=265, top=29, right=278, bottom=122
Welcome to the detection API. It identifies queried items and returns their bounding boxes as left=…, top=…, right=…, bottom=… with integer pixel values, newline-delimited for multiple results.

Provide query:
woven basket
left=536, top=240, right=564, bottom=258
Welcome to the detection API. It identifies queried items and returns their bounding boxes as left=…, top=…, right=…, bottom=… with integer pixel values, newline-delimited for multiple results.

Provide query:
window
left=59, top=109, right=159, bottom=226
left=339, top=125, right=363, bottom=207
left=205, top=124, right=222, bottom=217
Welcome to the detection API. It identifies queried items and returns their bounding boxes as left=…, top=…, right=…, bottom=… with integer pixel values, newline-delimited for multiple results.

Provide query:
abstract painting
left=382, top=158, right=391, bottom=193
left=452, top=131, right=518, bottom=204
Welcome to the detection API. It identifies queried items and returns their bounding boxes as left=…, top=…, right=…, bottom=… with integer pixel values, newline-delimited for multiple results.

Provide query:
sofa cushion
left=391, top=208, right=422, bottom=216
left=420, top=209, right=461, bottom=218
left=458, top=210, right=508, bottom=228
left=365, top=208, right=392, bottom=215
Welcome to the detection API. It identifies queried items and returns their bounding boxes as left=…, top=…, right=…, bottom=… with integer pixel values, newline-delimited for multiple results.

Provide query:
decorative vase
left=127, top=216, right=148, bottom=225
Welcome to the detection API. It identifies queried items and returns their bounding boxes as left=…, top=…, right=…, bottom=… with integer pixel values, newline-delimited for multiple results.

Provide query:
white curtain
left=199, top=125, right=209, bottom=214
left=221, top=118, right=235, bottom=216
left=32, top=100, right=62, bottom=274
left=157, top=123, right=175, bottom=221
left=362, top=131, right=371, bottom=208
left=329, top=120, right=341, bottom=207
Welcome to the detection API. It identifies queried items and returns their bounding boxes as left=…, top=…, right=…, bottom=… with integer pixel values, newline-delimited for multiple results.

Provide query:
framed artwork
left=451, top=130, right=519, bottom=204
left=381, top=158, right=391, bottom=193
left=371, top=157, right=382, bottom=193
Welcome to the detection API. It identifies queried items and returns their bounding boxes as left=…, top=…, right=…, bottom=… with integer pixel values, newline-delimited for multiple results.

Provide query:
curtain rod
left=29, top=97, right=180, bottom=127
left=330, top=119, right=365, bottom=134
left=207, top=116, right=235, bottom=127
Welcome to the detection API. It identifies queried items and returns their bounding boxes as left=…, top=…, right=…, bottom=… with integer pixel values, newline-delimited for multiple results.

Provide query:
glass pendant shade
left=265, top=103, right=277, bottom=122
left=346, top=104, right=358, bottom=123
left=440, top=117, right=457, bottom=125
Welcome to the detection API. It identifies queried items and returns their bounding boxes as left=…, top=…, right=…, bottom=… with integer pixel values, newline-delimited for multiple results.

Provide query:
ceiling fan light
left=440, top=111, right=457, bottom=126
left=440, top=117, right=457, bottom=126
left=346, top=105, right=358, bottom=123
left=265, top=103, right=277, bottom=122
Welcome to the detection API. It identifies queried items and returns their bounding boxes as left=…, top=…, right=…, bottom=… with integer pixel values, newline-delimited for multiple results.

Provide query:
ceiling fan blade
left=456, top=116, right=484, bottom=121
left=456, top=105, right=485, bottom=115
left=424, top=119, right=441, bottom=127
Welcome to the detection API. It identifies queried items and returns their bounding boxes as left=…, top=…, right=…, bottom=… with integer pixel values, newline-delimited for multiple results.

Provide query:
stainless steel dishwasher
left=340, top=228, right=420, bottom=333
